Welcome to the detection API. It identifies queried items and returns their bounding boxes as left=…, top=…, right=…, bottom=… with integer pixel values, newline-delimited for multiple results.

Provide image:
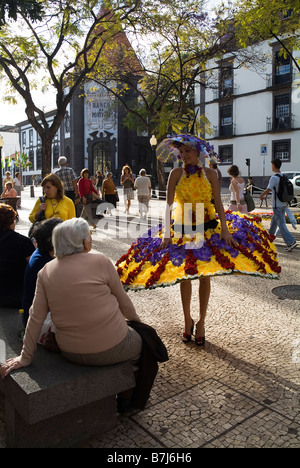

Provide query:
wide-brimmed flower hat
left=156, top=134, right=216, bottom=163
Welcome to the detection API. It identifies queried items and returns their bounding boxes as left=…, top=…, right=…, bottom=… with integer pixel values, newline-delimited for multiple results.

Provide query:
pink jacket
left=19, top=252, right=141, bottom=366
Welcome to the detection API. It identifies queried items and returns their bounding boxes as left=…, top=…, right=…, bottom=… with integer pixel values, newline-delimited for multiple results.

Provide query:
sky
left=0, top=0, right=225, bottom=127
left=0, top=90, right=57, bottom=127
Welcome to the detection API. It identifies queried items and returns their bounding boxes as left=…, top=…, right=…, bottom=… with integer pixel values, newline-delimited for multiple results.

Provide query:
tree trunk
left=41, top=136, right=53, bottom=178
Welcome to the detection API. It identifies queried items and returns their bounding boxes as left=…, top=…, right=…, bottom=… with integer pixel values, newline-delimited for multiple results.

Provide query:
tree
left=0, top=0, right=43, bottom=26
left=234, top=0, right=300, bottom=72
left=87, top=1, right=262, bottom=191
left=0, top=0, right=143, bottom=177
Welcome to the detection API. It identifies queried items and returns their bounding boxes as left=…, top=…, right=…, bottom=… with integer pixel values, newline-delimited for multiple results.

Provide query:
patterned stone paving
left=0, top=187, right=299, bottom=448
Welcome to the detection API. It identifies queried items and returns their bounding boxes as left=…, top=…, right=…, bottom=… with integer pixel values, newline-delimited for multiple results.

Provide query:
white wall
left=0, top=131, right=20, bottom=159
left=197, top=38, right=300, bottom=179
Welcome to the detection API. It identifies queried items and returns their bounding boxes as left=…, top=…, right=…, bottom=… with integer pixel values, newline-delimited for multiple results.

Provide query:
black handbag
left=83, top=193, right=93, bottom=204
left=28, top=196, right=46, bottom=238
left=244, top=189, right=255, bottom=212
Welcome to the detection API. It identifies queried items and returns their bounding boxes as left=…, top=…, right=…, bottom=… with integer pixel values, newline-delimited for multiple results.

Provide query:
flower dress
left=116, top=165, right=281, bottom=291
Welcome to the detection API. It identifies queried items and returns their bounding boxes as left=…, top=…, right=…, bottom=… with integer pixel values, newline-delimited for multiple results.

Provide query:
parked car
left=291, top=175, right=300, bottom=205
left=282, top=171, right=300, bottom=180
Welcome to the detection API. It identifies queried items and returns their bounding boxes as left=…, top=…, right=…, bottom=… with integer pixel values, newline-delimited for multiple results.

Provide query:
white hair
left=53, top=218, right=90, bottom=258
left=58, top=156, right=67, bottom=166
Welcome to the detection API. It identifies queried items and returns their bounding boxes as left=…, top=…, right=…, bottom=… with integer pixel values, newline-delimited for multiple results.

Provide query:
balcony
left=266, top=114, right=295, bottom=132
left=266, top=70, right=295, bottom=88
left=213, top=85, right=237, bottom=100
left=212, top=123, right=236, bottom=138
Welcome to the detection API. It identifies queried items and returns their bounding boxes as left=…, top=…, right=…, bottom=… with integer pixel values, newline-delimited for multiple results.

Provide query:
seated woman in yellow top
left=29, top=173, right=76, bottom=223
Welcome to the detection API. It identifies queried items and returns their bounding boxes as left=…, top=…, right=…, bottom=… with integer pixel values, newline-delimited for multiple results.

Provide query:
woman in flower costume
left=116, top=135, right=281, bottom=345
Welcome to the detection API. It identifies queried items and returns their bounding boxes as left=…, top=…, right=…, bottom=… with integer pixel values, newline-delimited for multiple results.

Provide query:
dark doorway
left=93, top=141, right=112, bottom=175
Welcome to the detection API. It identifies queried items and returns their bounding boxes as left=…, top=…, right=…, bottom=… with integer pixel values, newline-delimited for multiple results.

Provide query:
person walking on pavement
left=13, top=172, right=22, bottom=208
left=121, top=165, right=135, bottom=214
left=208, top=157, right=222, bottom=186
left=134, top=169, right=151, bottom=220
left=55, top=156, right=79, bottom=203
left=260, top=158, right=297, bottom=252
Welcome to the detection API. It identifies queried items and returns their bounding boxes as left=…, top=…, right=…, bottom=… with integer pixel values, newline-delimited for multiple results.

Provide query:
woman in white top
left=227, top=165, right=248, bottom=214
left=13, top=172, right=22, bottom=207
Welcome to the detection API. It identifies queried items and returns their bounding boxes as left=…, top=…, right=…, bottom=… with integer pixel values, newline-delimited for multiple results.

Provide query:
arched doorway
left=93, top=141, right=112, bottom=175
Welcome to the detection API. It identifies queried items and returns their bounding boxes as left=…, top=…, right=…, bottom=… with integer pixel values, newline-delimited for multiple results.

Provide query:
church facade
left=17, top=82, right=151, bottom=185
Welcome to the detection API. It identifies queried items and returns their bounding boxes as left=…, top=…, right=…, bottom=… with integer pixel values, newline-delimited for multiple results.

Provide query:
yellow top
left=29, top=196, right=76, bottom=223
left=173, top=167, right=216, bottom=229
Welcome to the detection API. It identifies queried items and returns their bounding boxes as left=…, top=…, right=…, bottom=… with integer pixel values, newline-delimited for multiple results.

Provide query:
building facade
left=16, top=83, right=152, bottom=185
left=0, top=126, right=20, bottom=184
left=195, top=38, right=300, bottom=187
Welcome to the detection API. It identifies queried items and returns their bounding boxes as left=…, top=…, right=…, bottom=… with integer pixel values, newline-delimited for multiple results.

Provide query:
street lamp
left=150, top=135, right=157, bottom=198
left=0, top=135, right=4, bottom=191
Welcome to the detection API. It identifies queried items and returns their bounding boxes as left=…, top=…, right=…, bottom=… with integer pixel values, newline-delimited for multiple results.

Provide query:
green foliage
left=90, top=0, right=233, bottom=139
left=0, top=0, right=44, bottom=26
left=234, top=0, right=300, bottom=70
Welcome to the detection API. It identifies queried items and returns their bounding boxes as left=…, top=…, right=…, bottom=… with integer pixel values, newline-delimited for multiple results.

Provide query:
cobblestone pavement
left=0, top=187, right=299, bottom=448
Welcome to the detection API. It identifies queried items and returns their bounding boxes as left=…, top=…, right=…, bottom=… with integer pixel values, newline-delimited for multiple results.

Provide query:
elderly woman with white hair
left=0, top=218, right=143, bottom=377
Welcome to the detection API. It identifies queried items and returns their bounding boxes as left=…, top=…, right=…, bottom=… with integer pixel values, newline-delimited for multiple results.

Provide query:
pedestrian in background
left=227, top=165, right=248, bottom=214
left=208, top=157, right=222, bottom=186
left=95, top=170, right=103, bottom=190
left=3, top=171, right=13, bottom=189
left=102, top=172, right=117, bottom=215
left=55, top=156, right=78, bottom=203
left=78, top=168, right=100, bottom=229
left=134, top=169, right=151, bottom=220
left=13, top=172, right=22, bottom=208
left=260, top=158, right=297, bottom=251
left=121, top=165, right=135, bottom=214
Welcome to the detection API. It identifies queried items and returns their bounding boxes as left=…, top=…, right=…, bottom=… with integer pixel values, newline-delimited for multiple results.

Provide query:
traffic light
left=245, top=158, right=250, bottom=166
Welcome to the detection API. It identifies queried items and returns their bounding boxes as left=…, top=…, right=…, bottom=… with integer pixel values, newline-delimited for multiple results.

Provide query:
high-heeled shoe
left=182, top=320, right=194, bottom=343
left=195, top=323, right=205, bottom=346
left=195, top=335, right=205, bottom=346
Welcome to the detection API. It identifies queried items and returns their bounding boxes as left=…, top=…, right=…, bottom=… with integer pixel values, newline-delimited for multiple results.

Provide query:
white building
left=195, top=38, right=300, bottom=187
left=0, top=125, right=20, bottom=163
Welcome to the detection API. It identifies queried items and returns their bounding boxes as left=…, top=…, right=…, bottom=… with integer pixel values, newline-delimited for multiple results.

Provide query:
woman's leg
left=180, top=280, right=193, bottom=335
left=196, top=277, right=211, bottom=339
left=81, top=204, right=96, bottom=228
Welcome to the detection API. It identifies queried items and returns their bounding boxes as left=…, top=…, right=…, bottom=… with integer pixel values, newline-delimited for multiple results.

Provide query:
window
left=218, top=145, right=233, bottom=165
left=274, top=50, right=291, bottom=85
left=22, top=131, right=26, bottom=147
left=36, top=148, right=42, bottom=170
left=52, top=145, right=59, bottom=167
left=219, top=65, right=233, bottom=98
left=274, top=94, right=291, bottom=129
left=93, top=142, right=112, bottom=175
left=272, top=139, right=291, bottom=162
left=220, top=104, right=233, bottom=137
left=29, top=129, right=33, bottom=146
left=29, top=149, right=34, bottom=169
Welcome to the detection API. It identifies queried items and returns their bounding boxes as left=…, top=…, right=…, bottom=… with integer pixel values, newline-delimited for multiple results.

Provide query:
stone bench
left=0, top=308, right=135, bottom=448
